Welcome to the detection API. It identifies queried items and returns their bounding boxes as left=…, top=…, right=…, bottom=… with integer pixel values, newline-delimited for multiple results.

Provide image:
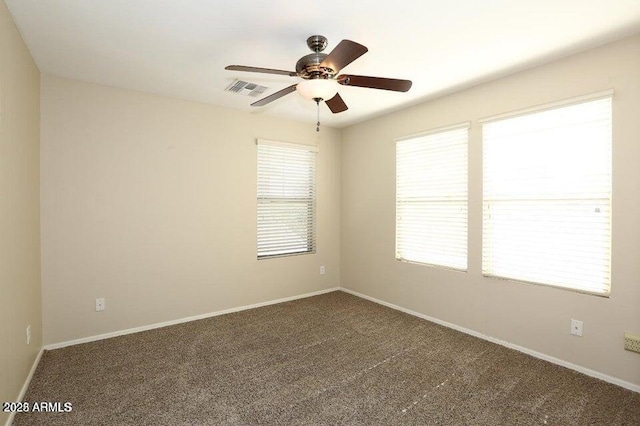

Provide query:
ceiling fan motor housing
left=296, top=35, right=335, bottom=79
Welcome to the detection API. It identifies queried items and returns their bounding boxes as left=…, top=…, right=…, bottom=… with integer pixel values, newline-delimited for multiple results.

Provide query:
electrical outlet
left=26, top=325, right=31, bottom=345
left=624, top=333, right=640, bottom=353
left=96, top=298, right=106, bottom=312
left=320, top=266, right=325, bottom=275
left=570, top=319, right=583, bottom=336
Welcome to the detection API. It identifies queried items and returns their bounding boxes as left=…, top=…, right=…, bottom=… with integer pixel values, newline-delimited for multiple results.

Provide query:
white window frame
left=395, top=123, right=469, bottom=270
left=257, top=139, right=317, bottom=259
left=480, top=91, right=613, bottom=296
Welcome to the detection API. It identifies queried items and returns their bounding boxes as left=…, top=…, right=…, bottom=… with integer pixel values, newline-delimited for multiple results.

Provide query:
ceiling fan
left=225, top=35, right=412, bottom=130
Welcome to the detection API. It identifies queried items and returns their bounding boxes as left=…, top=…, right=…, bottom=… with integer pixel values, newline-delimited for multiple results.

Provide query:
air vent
left=225, top=79, right=268, bottom=98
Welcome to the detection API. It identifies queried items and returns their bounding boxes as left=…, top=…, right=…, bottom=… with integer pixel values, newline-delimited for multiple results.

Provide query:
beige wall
left=341, top=35, right=640, bottom=386
left=0, top=0, right=42, bottom=423
left=40, top=75, right=341, bottom=345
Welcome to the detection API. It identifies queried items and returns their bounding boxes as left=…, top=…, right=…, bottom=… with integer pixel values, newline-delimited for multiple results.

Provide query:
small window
left=257, top=140, right=317, bottom=259
left=395, top=125, right=469, bottom=270
left=482, top=95, right=612, bottom=295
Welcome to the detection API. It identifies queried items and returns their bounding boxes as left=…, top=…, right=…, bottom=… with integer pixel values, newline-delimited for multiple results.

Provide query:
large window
left=396, top=125, right=469, bottom=270
left=482, top=94, right=612, bottom=295
left=257, top=140, right=317, bottom=259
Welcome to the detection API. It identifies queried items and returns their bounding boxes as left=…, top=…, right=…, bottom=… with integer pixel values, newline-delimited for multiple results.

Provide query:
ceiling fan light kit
left=225, top=35, right=412, bottom=131
left=296, top=79, right=339, bottom=101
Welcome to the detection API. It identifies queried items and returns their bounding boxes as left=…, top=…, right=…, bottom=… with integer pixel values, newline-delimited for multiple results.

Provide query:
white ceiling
left=6, top=0, right=640, bottom=128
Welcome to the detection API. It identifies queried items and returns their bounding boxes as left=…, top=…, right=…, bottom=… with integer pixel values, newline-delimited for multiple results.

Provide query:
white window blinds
left=257, top=140, right=317, bottom=259
left=396, top=125, right=469, bottom=270
left=482, top=95, right=612, bottom=295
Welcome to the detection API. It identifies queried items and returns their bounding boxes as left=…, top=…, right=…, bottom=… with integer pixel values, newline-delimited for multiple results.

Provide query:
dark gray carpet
left=15, top=291, right=640, bottom=425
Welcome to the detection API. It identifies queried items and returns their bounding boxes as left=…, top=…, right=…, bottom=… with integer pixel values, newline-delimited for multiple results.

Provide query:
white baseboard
left=340, top=287, right=640, bottom=394
left=44, top=287, right=340, bottom=350
left=6, top=347, right=44, bottom=426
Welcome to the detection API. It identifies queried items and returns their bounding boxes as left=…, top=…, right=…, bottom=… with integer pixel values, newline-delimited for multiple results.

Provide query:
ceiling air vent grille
left=225, top=80, right=268, bottom=98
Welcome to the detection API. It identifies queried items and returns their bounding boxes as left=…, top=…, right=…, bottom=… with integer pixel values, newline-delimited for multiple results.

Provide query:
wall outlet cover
left=570, top=319, right=583, bottom=336
left=96, top=298, right=106, bottom=312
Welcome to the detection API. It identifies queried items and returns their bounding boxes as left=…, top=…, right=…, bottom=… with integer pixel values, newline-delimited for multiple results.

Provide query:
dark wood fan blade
left=338, top=74, right=412, bottom=92
left=251, top=84, right=298, bottom=107
left=325, top=93, right=348, bottom=113
left=225, top=65, right=297, bottom=77
left=319, top=40, right=368, bottom=73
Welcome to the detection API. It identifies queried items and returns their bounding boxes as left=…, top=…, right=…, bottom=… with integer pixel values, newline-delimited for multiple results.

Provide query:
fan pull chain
left=316, top=99, right=320, bottom=132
